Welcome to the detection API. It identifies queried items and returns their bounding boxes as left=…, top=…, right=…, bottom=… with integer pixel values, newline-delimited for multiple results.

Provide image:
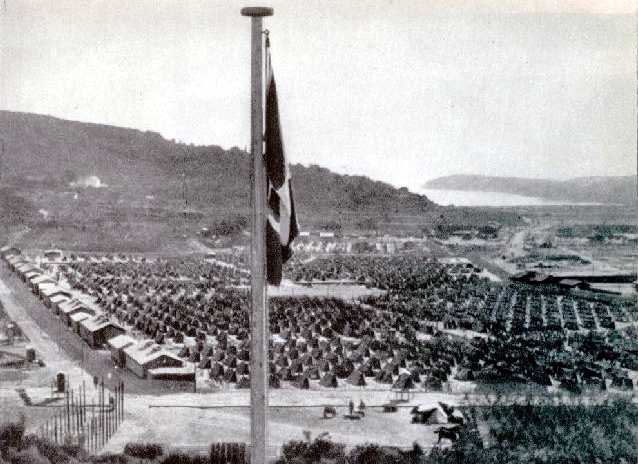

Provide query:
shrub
left=160, top=452, right=209, bottom=464
left=123, top=442, right=163, bottom=460
left=0, top=417, right=25, bottom=456
left=91, top=452, right=130, bottom=464
left=348, top=444, right=406, bottom=464
left=22, top=435, right=72, bottom=463
left=276, top=439, right=346, bottom=464
left=6, top=445, right=50, bottom=464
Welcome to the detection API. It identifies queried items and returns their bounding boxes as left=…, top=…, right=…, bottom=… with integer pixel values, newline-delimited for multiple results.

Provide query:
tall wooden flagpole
left=241, top=6, right=272, bottom=464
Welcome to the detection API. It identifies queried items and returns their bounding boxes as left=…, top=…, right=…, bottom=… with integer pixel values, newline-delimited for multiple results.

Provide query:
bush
left=91, top=452, right=130, bottom=464
left=276, top=439, right=346, bottom=464
left=348, top=444, right=410, bottom=464
left=6, top=445, right=50, bottom=464
left=0, top=417, right=25, bottom=456
left=123, top=442, right=163, bottom=460
left=22, top=435, right=72, bottom=463
left=160, top=452, right=209, bottom=464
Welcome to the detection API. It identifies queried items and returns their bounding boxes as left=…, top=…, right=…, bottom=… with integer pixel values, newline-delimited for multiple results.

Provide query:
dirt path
left=0, top=276, right=89, bottom=382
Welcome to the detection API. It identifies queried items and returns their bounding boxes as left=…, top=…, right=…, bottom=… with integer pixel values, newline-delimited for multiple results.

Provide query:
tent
left=454, top=368, right=475, bottom=381
left=223, top=369, right=237, bottom=383
left=392, top=373, right=414, bottom=391
left=289, top=359, right=304, bottom=374
left=375, top=369, right=394, bottom=384
left=294, top=376, right=310, bottom=389
left=318, top=359, right=331, bottom=372
left=326, top=352, right=339, bottom=363
left=225, top=355, right=237, bottom=368
left=236, top=362, right=249, bottom=376
left=269, top=374, right=281, bottom=389
left=236, top=376, right=250, bottom=389
left=411, top=405, right=448, bottom=424
left=346, top=370, right=366, bottom=387
left=209, top=363, right=224, bottom=378
left=319, top=372, right=338, bottom=388
left=304, top=366, right=320, bottom=380
left=367, top=356, right=381, bottom=369
left=381, top=362, right=400, bottom=376
left=278, top=367, right=295, bottom=381
left=334, top=361, right=354, bottom=379
left=359, top=361, right=375, bottom=377
left=423, top=376, right=443, bottom=391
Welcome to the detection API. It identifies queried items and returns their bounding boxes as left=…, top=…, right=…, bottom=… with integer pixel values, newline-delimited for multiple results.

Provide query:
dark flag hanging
left=265, top=39, right=299, bottom=285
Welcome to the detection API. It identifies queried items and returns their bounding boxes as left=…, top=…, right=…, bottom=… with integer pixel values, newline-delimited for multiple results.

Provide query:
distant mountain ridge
left=424, top=174, right=637, bottom=206
left=0, top=111, right=435, bottom=229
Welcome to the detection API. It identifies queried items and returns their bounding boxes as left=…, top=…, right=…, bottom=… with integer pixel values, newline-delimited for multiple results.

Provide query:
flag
left=265, top=45, right=299, bottom=285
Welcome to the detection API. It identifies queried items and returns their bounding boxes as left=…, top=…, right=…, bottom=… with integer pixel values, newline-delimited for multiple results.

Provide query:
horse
left=434, top=425, right=460, bottom=444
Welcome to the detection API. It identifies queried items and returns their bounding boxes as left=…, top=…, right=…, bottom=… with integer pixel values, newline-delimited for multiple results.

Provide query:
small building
left=29, top=274, right=56, bottom=293
left=59, top=300, right=97, bottom=326
left=124, top=342, right=184, bottom=378
left=43, top=249, right=63, bottom=261
left=14, top=262, right=33, bottom=274
left=50, top=294, right=71, bottom=315
left=22, top=270, right=42, bottom=284
left=79, top=315, right=125, bottom=348
left=557, top=279, right=590, bottom=291
left=5, top=255, right=25, bottom=271
left=148, top=366, right=196, bottom=381
left=107, top=334, right=138, bottom=367
left=70, top=312, right=91, bottom=333
left=40, top=285, right=73, bottom=307
left=0, top=246, right=21, bottom=259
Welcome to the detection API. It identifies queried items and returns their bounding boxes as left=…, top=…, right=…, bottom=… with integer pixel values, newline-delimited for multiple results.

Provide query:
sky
left=1, top=0, right=636, bottom=192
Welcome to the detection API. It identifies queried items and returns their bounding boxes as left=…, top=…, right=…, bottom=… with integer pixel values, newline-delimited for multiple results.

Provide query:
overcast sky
left=1, top=0, right=635, bottom=191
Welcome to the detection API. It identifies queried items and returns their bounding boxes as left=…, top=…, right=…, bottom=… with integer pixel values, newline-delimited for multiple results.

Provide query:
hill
left=0, top=111, right=436, bottom=250
left=423, top=174, right=637, bottom=206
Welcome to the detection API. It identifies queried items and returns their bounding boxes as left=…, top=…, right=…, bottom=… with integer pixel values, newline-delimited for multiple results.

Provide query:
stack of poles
left=241, top=7, right=273, bottom=464
left=41, top=378, right=124, bottom=453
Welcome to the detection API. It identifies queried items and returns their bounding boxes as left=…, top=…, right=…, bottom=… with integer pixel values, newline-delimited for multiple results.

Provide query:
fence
left=38, top=378, right=124, bottom=453
left=210, top=442, right=250, bottom=464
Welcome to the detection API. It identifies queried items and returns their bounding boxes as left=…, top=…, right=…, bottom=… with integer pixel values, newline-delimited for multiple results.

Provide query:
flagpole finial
left=241, top=7, right=273, bottom=17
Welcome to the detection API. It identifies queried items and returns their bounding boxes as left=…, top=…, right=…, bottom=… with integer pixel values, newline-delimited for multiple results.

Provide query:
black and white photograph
left=0, top=1, right=636, bottom=463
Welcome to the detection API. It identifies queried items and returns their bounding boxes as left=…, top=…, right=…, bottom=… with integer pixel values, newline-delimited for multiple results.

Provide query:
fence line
left=39, top=377, right=125, bottom=453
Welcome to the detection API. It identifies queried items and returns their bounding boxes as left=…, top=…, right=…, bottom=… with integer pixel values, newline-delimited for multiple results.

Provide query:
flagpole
left=241, top=6, right=273, bottom=464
